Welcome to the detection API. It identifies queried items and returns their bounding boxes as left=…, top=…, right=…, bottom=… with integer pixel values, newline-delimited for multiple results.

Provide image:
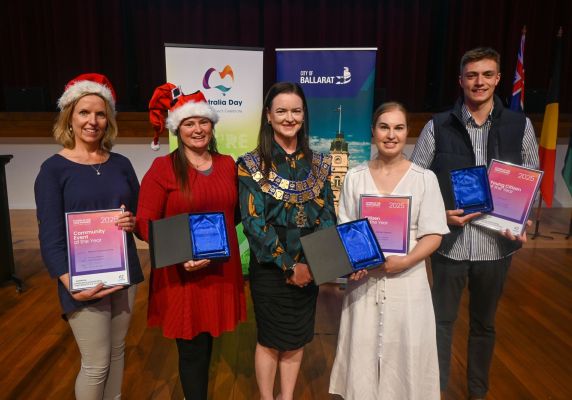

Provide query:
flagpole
left=533, top=27, right=563, bottom=240
left=547, top=27, right=570, bottom=240
left=531, top=196, right=554, bottom=240
left=510, top=26, right=526, bottom=112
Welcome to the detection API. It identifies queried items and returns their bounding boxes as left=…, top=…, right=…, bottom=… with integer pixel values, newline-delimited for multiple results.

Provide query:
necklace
left=60, top=148, right=106, bottom=175
left=90, top=163, right=102, bottom=175
left=189, top=154, right=212, bottom=170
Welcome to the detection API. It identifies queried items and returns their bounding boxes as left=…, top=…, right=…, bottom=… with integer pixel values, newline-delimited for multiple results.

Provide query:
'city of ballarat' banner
left=276, top=48, right=377, bottom=168
left=165, top=44, right=263, bottom=273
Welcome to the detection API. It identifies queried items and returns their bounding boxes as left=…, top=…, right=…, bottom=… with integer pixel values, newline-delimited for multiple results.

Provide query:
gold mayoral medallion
left=295, top=203, right=308, bottom=228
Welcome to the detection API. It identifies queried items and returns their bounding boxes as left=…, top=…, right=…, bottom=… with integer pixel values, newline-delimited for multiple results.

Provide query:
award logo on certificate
left=66, top=209, right=129, bottom=292
left=359, top=195, right=411, bottom=256
left=472, top=160, right=543, bottom=235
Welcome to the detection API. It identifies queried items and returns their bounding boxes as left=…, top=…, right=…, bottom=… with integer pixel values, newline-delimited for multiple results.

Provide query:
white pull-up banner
left=165, top=44, right=264, bottom=157
left=165, top=44, right=264, bottom=273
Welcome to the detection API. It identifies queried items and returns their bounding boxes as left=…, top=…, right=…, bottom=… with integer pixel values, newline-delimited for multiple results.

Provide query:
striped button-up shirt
left=410, top=103, right=539, bottom=261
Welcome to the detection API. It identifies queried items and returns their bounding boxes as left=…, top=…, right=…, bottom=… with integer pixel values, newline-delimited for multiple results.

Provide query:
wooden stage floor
left=1, top=209, right=571, bottom=399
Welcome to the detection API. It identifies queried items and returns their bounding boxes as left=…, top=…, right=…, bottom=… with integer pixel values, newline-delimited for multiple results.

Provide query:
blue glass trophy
left=301, top=218, right=385, bottom=285
left=450, top=165, right=493, bottom=214
left=188, top=212, right=230, bottom=260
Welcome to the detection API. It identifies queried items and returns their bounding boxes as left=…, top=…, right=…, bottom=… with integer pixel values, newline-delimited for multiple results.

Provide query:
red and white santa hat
left=57, top=73, right=116, bottom=112
left=148, top=83, right=218, bottom=150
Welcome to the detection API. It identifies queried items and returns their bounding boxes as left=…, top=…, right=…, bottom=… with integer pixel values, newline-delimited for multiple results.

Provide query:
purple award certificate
left=359, top=195, right=411, bottom=256
left=473, top=160, right=543, bottom=235
left=65, top=209, right=129, bottom=291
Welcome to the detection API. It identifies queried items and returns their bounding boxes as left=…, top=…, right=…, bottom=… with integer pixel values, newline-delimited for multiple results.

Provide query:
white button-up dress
left=329, top=162, right=449, bottom=400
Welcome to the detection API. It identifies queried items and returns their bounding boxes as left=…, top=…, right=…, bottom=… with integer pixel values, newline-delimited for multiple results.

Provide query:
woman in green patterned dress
left=238, top=82, right=336, bottom=400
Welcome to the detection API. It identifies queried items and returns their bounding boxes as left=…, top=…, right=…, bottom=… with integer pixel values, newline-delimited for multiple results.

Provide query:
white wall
left=2, top=138, right=169, bottom=209
left=2, top=137, right=571, bottom=209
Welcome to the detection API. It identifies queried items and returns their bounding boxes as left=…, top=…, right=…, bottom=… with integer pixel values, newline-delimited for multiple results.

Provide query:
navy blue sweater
left=34, top=153, right=144, bottom=315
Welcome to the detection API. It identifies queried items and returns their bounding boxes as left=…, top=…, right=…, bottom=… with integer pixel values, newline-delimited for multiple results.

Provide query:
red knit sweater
left=136, top=153, right=246, bottom=339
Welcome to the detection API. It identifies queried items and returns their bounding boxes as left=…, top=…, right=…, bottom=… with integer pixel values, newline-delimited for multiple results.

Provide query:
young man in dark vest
left=411, top=47, right=539, bottom=399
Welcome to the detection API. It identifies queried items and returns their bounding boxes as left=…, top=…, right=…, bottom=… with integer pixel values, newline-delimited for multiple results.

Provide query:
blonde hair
left=371, top=101, right=409, bottom=128
left=52, top=94, right=118, bottom=151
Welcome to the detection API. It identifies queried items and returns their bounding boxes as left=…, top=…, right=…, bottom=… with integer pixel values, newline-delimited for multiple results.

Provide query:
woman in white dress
left=329, top=102, right=449, bottom=400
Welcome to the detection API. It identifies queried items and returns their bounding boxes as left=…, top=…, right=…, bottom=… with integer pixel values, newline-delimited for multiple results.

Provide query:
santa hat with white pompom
left=148, top=83, right=218, bottom=151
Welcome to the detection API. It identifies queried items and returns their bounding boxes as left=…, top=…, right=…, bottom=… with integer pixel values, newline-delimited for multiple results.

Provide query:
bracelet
left=284, top=263, right=297, bottom=278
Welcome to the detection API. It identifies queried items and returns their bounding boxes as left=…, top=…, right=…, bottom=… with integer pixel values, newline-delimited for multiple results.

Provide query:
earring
left=69, top=126, right=73, bottom=132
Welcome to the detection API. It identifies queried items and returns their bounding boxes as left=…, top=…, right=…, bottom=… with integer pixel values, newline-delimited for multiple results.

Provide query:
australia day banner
left=164, top=44, right=263, bottom=156
left=276, top=48, right=377, bottom=168
left=165, top=44, right=264, bottom=273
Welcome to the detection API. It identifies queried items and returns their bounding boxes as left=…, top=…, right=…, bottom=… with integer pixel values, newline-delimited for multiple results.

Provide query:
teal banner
left=276, top=48, right=377, bottom=168
left=276, top=48, right=377, bottom=210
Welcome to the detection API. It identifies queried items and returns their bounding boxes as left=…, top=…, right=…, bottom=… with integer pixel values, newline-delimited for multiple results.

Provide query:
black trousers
left=431, top=253, right=511, bottom=397
left=175, top=333, right=213, bottom=400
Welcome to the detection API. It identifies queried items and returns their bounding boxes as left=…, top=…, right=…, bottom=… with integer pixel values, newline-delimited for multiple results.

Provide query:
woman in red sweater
left=136, top=84, right=246, bottom=400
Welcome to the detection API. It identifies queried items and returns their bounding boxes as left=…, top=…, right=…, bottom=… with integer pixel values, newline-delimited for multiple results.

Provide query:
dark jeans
left=176, top=333, right=213, bottom=400
left=431, top=253, right=511, bottom=398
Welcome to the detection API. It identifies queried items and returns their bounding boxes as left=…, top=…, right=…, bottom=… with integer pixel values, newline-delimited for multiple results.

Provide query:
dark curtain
left=0, top=0, right=570, bottom=113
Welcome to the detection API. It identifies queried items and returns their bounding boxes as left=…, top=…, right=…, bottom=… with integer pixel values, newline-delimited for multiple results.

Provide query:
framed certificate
left=472, top=160, right=543, bottom=235
left=359, top=194, right=411, bottom=256
left=65, top=209, right=129, bottom=292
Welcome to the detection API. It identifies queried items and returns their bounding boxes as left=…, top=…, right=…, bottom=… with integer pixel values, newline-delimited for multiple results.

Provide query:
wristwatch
left=284, top=263, right=297, bottom=278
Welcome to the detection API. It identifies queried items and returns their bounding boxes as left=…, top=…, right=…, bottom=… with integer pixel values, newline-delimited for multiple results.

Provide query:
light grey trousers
left=67, top=285, right=137, bottom=400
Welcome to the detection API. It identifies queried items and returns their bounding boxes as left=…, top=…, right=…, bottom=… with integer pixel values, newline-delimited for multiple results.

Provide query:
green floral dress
left=238, top=142, right=336, bottom=350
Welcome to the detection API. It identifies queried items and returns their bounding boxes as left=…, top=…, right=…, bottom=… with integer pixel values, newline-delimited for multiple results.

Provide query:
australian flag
left=510, top=27, right=526, bottom=112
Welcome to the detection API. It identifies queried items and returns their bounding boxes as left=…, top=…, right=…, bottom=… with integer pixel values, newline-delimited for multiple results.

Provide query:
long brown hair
left=257, top=82, right=312, bottom=178
left=170, top=120, right=219, bottom=197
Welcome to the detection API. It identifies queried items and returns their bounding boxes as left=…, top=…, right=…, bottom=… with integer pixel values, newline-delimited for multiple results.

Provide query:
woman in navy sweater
left=34, top=74, right=143, bottom=400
